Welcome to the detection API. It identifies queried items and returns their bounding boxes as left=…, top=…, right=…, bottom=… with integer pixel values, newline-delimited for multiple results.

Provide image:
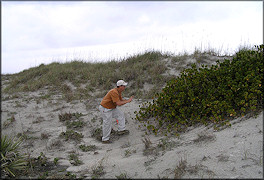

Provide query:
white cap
left=117, top=80, right=128, bottom=87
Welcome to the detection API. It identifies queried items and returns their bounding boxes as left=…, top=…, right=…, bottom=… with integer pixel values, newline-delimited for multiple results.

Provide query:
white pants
left=99, top=105, right=126, bottom=141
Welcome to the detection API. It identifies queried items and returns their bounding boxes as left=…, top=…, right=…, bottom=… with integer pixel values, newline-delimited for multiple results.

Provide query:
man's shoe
left=102, top=140, right=112, bottom=144
left=117, top=130, right=130, bottom=136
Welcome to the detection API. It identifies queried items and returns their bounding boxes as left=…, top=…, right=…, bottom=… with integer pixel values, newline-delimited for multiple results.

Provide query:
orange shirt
left=100, top=88, right=122, bottom=109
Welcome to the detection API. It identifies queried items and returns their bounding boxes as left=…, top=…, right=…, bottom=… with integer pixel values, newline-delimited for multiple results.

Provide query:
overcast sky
left=2, top=1, right=263, bottom=74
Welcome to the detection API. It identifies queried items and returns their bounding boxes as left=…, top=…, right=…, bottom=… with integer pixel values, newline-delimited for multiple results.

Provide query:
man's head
left=116, top=80, right=128, bottom=92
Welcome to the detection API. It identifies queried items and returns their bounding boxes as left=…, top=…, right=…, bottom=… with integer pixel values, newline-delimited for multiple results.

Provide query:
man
left=99, top=80, right=134, bottom=143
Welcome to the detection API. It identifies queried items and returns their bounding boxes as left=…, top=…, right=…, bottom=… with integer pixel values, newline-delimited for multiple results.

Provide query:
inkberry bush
left=135, top=45, right=263, bottom=135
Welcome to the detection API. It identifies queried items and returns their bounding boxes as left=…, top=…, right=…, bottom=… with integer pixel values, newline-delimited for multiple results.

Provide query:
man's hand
left=116, top=96, right=134, bottom=106
left=127, top=96, right=134, bottom=103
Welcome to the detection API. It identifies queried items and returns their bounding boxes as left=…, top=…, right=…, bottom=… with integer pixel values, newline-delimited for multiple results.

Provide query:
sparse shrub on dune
left=135, top=44, right=263, bottom=135
left=59, top=130, right=84, bottom=142
left=79, top=144, right=97, bottom=152
left=68, top=153, right=83, bottom=166
left=58, top=112, right=72, bottom=122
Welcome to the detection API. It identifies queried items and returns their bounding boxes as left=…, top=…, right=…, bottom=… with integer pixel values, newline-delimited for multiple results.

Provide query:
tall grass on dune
left=3, top=51, right=170, bottom=99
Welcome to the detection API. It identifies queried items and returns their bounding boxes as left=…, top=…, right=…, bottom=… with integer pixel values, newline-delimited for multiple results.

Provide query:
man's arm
left=116, top=96, right=134, bottom=106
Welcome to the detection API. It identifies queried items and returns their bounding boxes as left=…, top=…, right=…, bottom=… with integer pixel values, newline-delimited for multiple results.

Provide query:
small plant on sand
left=1, top=135, right=27, bottom=178
left=16, top=132, right=28, bottom=140
left=91, top=127, right=103, bottom=141
left=142, top=136, right=152, bottom=149
left=121, top=141, right=131, bottom=148
left=193, top=132, right=216, bottom=144
left=173, top=156, right=216, bottom=178
left=20, top=154, right=70, bottom=179
left=116, top=172, right=129, bottom=179
left=142, top=136, right=155, bottom=156
left=64, top=92, right=75, bottom=103
left=91, top=116, right=98, bottom=123
left=40, top=132, right=50, bottom=140
left=123, top=149, right=136, bottom=158
left=38, top=171, right=49, bottom=179
left=217, top=154, right=229, bottom=162
left=58, top=112, right=72, bottom=122
left=3, top=115, right=16, bottom=128
left=59, top=130, right=84, bottom=142
left=65, top=171, right=77, bottom=178
left=68, top=153, right=83, bottom=166
left=59, top=112, right=86, bottom=123
left=72, top=112, right=85, bottom=119
left=79, top=144, right=97, bottom=152
left=36, top=152, right=48, bottom=166
left=47, top=139, right=63, bottom=150
left=91, top=159, right=106, bottom=179
left=157, top=137, right=176, bottom=151
left=66, top=119, right=86, bottom=129
left=174, top=158, right=187, bottom=179
left=53, top=157, right=60, bottom=166
left=124, top=149, right=132, bottom=157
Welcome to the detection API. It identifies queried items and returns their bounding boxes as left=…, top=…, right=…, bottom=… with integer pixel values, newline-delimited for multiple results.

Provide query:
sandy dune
left=1, top=88, right=263, bottom=178
left=1, top=54, right=263, bottom=178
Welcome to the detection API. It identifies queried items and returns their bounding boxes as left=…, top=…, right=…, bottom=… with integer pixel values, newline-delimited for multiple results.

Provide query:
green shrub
left=135, top=45, right=263, bottom=135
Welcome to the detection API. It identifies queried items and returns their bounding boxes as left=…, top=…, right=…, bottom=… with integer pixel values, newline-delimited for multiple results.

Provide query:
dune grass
left=3, top=51, right=171, bottom=100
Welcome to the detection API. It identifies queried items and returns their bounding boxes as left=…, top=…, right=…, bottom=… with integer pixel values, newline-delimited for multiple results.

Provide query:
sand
left=1, top=88, right=263, bottom=179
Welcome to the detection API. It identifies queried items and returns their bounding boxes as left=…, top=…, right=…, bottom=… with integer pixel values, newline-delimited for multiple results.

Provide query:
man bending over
left=99, top=80, right=133, bottom=143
